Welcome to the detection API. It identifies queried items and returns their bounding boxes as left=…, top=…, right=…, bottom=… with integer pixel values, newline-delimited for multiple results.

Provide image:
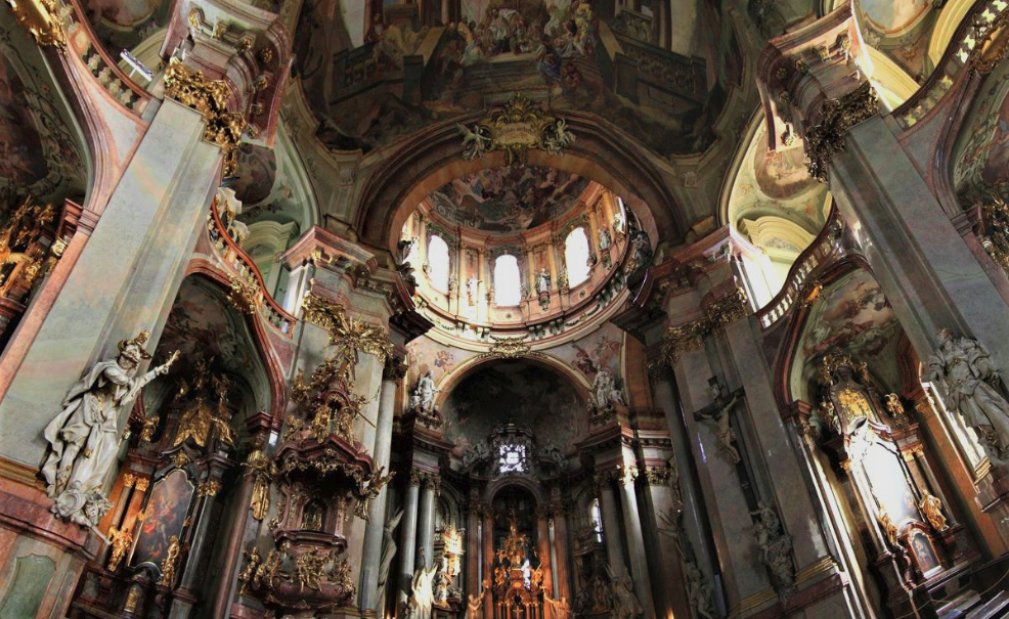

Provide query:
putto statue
left=41, top=331, right=178, bottom=526
left=410, top=370, right=438, bottom=414
left=926, top=329, right=1009, bottom=462
left=590, top=370, right=625, bottom=412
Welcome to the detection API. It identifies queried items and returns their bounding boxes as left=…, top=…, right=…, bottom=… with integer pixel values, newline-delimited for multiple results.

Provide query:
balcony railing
left=61, top=0, right=151, bottom=115
left=207, top=199, right=296, bottom=337
left=754, top=208, right=843, bottom=330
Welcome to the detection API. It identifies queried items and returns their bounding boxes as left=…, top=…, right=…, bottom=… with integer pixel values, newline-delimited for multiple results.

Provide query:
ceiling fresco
left=427, top=166, right=590, bottom=233
left=727, top=120, right=828, bottom=255
left=295, top=0, right=737, bottom=158
left=0, top=42, right=86, bottom=219
left=83, top=0, right=172, bottom=55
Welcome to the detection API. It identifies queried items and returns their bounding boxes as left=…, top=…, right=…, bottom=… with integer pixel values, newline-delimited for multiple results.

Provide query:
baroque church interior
left=7, top=0, right=1009, bottom=618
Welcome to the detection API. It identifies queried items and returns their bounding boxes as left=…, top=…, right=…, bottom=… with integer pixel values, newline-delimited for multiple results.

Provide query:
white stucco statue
left=927, top=329, right=1009, bottom=462
left=409, top=564, right=439, bottom=619
left=591, top=370, right=625, bottom=410
left=42, top=331, right=178, bottom=526
left=411, top=370, right=438, bottom=414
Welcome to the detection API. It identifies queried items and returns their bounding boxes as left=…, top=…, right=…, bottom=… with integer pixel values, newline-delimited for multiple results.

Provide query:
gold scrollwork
left=163, top=58, right=246, bottom=176
left=4, top=0, right=65, bottom=47
left=457, top=93, right=575, bottom=166
left=660, top=288, right=749, bottom=366
left=804, top=81, right=879, bottom=182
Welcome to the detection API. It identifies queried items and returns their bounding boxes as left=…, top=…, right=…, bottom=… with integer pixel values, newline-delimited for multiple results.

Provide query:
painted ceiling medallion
left=457, top=93, right=576, bottom=166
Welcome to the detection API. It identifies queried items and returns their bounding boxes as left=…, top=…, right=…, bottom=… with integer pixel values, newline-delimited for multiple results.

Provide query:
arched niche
left=720, top=110, right=831, bottom=308
left=147, top=275, right=276, bottom=422
left=437, top=357, right=588, bottom=463
left=779, top=265, right=903, bottom=405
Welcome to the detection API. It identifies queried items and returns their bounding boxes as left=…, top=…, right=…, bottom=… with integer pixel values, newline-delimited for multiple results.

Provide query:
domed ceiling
left=427, top=166, right=590, bottom=233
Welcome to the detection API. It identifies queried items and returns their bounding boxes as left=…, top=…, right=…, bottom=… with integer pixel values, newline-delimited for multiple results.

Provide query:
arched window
left=493, top=254, right=521, bottom=306
left=428, top=235, right=450, bottom=291
left=564, top=227, right=591, bottom=287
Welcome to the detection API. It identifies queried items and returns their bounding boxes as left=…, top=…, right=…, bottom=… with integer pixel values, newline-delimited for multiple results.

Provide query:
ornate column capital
left=660, top=287, right=749, bottom=366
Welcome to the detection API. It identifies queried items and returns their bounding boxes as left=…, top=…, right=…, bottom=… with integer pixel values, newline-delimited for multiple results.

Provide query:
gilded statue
left=878, top=511, right=898, bottom=546
left=238, top=546, right=261, bottom=595
left=465, top=588, right=485, bottom=619
left=919, top=493, right=948, bottom=531
left=244, top=444, right=275, bottom=521
left=159, top=535, right=182, bottom=586
left=106, top=524, right=133, bottom=572
left=501, top=519, right=528, bottom=566
left=42, top=331, right=178, bottom=527
left=174, top=368, right=235, bottom=448
left=927, top=329, right=1009, bottom=462
left=295, top=549, right=327, bottom=591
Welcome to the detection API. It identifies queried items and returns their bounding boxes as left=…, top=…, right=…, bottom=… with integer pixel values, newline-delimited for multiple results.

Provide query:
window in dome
left=494, top=254, right=521, bottom=306
left=428, top=234, right=450, bottom=291
left=564, top=227, right=591, bottom=287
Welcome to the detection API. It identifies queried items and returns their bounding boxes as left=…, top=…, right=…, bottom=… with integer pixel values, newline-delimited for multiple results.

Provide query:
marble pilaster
left=597, top=481, right=626, bottom=575
left=360, top=373, right=400, bottom=611
left=399, top=479, right=421, bottom=598
left=617, top=472, right=656, bottom=619
left=418, top=479, right=437, bottom=568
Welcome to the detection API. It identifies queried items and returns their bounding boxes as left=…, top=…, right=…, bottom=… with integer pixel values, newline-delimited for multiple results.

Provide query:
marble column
left=483, top=511, right=495, bottom=619
left=550, top=506, right=572, bottom=600
left=169, top=475, right=223, bottom=619
left=597, top=480, right=626, bottom=575
left=536, top=512, right=551, bottom=596
left=399, top=477, right=421, bottom=598
left=618, top=471, right=656, bottom=619
left=360, top=371, right=401, bottom=611
left=418, top=477, right=438, bottom=568
left=466, top=495, right=482, bottom=597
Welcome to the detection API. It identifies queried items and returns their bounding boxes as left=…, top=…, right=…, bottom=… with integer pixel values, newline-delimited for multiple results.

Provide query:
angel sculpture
left=458, top=123, right=492, bottom=160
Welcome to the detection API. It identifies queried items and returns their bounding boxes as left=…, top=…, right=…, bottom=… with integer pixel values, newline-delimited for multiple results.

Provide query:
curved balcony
left=60, top=0, right=152, bottom=115
left=754, top=208, right=843, bottom=330
left=206, top=198, right=296, bottom=337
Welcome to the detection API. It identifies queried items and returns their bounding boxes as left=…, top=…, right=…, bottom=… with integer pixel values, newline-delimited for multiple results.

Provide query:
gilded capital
left=5, top=0, right=65, bottom=48
left=804, top=82, right=879, bottom=182
left=163, top=58, right=247, bottom=175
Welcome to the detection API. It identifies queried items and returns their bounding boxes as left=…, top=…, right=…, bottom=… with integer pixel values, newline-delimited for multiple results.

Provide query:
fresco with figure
left=428, top=166, right=588, bottom=233
left=440, top=360, right=583, bottom=458
left=0, top=51, right=49, bottom=194
left=801, top=270, right=899, bottom=362
left=296, top=0, right=735, bottom=158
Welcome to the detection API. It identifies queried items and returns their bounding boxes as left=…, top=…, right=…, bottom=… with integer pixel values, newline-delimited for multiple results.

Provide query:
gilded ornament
left=294, top=549, right=327, bottom=591
left=877, top=511, right=898, bottom=546
left=163, top=58, right=247, bottom=176
left=457, top=93, right=575, bottom=166
left=804, top=81, right=880, bottom=182
left=301, top=294, right=393, bottom=369
left=245, top=447, right=275, bottom=521
left=106, top=525, right=133, bottom=571
left=197, top=479, right=222, bottom=496
left=660, top=288, right=748, bottom=366
left=4, top=0, right=65, bottom=47
left=487, top=335, right=531, bottom=359
left=228, top=273, right=261, bottom=314
left=158, top=535, right=181, bottom=586
left=919, top=493, right=948, bottom=531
